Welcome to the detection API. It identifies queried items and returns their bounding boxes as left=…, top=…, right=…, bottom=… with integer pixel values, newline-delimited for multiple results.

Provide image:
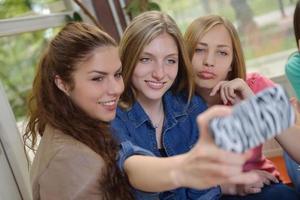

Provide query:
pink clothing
left=243, top=72, right=280, bottom=178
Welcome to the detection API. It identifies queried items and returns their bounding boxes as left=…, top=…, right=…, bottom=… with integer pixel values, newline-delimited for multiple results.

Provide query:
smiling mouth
left=145, top=80, right=166, bottom=89
left=97, top=99, right=117, bottom=105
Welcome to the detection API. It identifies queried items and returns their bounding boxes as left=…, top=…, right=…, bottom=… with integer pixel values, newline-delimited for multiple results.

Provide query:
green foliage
left=249, top=0, right=293, bottom=16
left=0, top=29, right=60, bottom=120
left=0, top=0, right=61, bottom=120
left=0, top=0, right=30, bottom=19
left=66, top=11, right=83, bottom=22
left=126, top=0, right=161, bottom=18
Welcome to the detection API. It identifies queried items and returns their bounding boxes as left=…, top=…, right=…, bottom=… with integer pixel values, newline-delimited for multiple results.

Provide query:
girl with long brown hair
left=24, top=22, right=134, bottom=200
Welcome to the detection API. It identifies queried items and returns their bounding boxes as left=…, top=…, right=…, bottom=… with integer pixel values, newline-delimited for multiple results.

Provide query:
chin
left=97, top=114, right=116, bottom=122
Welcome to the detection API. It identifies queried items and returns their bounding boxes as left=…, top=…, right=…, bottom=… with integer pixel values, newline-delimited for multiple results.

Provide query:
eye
left=139, top=57, right=151, bottom=63
left=115, top=72, right=122, bottom=79
left=91, top=76, right=104, bottom=82
left=166, top=58, right=177, bottom=65
left=195, top=48, right=206, bottom=53
left=218, top=51, right=228, bottom=56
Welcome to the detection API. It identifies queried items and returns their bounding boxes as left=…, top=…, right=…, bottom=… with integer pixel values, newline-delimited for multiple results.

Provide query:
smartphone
left=209, top=85, right=295, bottom=153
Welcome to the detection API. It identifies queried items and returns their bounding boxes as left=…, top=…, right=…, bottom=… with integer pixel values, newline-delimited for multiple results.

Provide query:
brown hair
left=119, top=11, right=194, bottom=108
left=23, top=22, right=133, bottom=200
left=184, top=15, right=246, bottom=80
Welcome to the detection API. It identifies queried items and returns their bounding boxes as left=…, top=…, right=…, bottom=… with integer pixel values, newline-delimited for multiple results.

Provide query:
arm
left=124, top=106, right=259, bottom=192
left=276, top=126, right=300, bottom=163
left=275, top=98, right=300, bottom=163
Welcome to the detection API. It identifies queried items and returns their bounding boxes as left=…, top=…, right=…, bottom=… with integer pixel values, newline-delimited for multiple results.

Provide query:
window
left=0, top=0, right=75, bottom=120
left=156, top=0, right=297, bottom=78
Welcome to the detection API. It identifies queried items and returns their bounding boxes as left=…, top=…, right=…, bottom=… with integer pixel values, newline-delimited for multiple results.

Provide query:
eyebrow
left=141, top=52, right=178, bottom=57
left=88, top=66, right=122, bottom=75
left=197, top=42, right=230, bottom=48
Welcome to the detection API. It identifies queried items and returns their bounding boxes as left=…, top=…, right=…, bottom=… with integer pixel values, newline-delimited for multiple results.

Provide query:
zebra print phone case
left=209, top=85, right=296, bottom=153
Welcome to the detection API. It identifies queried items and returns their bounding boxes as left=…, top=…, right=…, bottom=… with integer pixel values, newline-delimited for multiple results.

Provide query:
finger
left=210, top=82, right=224, bottom=96
left=228, top=87, right=237, bottom=101
left=226, top=86, right=236, bottom=104
left=236, top=185, right=246, bottom=196
left=197, top=105, right=232, bottom=141
left=243, top=150, right=254, bottom=161
left=263, top=179, right=271, bottom=185
left=259, top=170, right=279, bottom=183
left=209, top=81, right=227, bottom=96
left=227, top=171, right=259, bottom=185
left=220, top=85, right=227, bottom=104
left=197, top=162, right=243, bottom=178
left=255, top=181, right=264, bottom=188
left=290, top=97, right=297, bottom=105
left=244, top=187, right=261, bottom=194
left=207, top=147, right=249, bottom=166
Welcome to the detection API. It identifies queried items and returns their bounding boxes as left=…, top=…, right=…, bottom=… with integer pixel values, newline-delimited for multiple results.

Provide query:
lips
left=97, top=99, right=118, bottom=111
left=145, top=80, right=166, bottom=90
left=197, top=71, right=216, bottom=79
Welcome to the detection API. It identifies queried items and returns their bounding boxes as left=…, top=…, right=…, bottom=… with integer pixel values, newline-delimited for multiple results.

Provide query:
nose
left=203, top=50, right=214, bottom=67
left=152, top=62, right=165, bottom=80
left=107, top=77, right=124, bottom=96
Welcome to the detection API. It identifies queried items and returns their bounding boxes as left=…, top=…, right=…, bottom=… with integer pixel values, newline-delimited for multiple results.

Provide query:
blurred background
left=0, top=0, right=297, bottom=122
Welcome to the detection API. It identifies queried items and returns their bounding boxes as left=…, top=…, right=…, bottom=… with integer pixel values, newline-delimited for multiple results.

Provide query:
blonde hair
left=119, top=11, right=194, bottom=108
left=184, top=15, right=246, bottom=80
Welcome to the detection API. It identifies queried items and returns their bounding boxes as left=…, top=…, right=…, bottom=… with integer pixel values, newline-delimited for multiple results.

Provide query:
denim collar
left=126, top=91, right=190, bottom=128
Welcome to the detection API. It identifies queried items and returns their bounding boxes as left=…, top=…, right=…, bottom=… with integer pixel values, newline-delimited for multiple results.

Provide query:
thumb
left=197, top=105, right=232, bottom=143
left=290, top=97, right=297, bottom=106
left=210, top=82, right=222, bottom=96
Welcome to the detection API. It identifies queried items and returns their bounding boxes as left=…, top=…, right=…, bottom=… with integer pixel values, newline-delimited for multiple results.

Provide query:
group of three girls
left=26, top=8, right=299, bottom=200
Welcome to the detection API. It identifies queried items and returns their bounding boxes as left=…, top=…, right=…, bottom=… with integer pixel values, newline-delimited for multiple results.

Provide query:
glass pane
left=0, top=27, right=61, bottom=121
left=0, top=0, right=68, bottom=19
left=156, top=0, right=297, bottom=77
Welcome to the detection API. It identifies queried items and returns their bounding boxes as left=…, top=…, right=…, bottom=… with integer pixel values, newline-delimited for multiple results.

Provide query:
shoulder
left=286, top=52, right=300, bottom=78
left=164, top=91, right=207, bottom=113
left=246, top=72, right=275, bottom=93
left=37, top=127, right=105, bottom=174
left=56, top=141, right=104, bottom=168
left=286, top=51, right=300, bottom=68
left=31, top=128, right=105, bottom=199
left=112, top=107, right=132, bottom=129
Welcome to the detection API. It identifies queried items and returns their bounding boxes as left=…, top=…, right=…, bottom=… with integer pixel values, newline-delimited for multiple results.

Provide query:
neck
left=195, top=87, right=222, bottom=107
left=137, top=95, right=165, bottom=149
left=137, top=95, right=164, bottom=121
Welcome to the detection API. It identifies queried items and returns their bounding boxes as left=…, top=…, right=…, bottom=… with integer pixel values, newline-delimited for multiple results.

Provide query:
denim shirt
left=118, top=141, right=160, bottom=200
left=112, top=91, right=222, bottom=200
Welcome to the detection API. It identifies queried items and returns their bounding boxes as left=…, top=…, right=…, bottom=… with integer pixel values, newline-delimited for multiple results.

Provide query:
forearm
left=124, top=154, right=185, bottom=192
left=276, top=125, right=300, bottom=163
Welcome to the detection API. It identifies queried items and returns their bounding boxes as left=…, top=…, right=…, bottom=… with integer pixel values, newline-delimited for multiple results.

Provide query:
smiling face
left=56, top=46, right=124, bottom=122
left=131, top=32, right=179, bottom=103
left=192, top=24, right=233, bottom=90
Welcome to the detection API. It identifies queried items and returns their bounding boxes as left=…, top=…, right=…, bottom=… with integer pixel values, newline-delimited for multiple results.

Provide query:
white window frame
left=0, top=0, right=96, bottom=37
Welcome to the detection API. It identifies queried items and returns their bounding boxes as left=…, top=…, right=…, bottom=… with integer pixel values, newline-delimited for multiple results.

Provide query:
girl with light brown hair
left=185, top=15, right=299, bottom=199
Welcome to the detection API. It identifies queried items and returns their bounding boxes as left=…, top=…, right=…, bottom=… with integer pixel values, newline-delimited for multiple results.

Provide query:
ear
left=54, top=75, right=70, bottom=96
